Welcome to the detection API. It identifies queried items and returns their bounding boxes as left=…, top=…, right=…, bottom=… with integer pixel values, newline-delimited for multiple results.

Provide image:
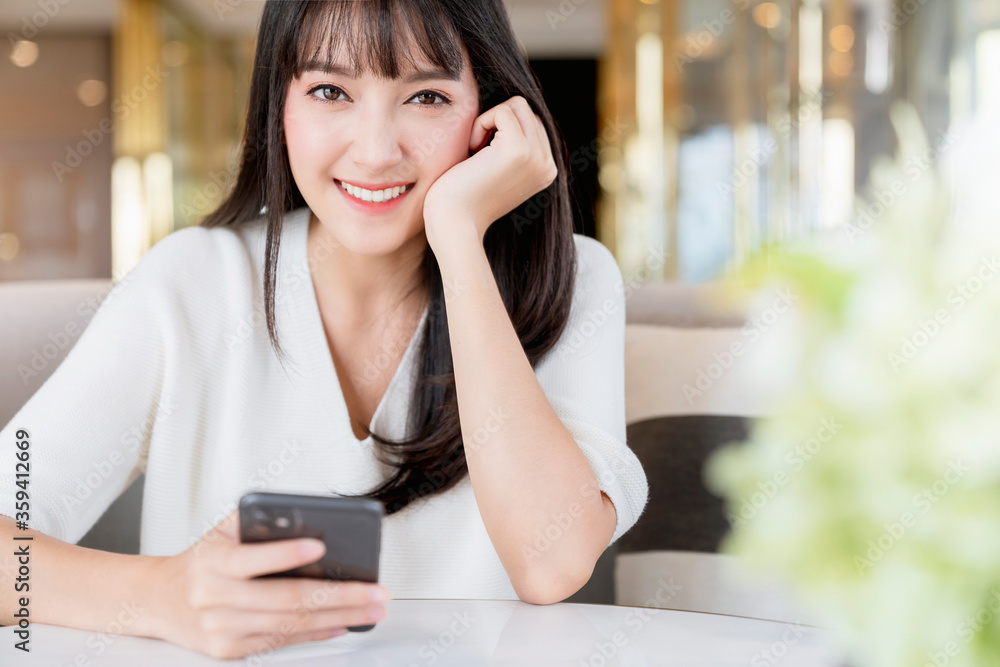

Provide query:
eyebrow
left=300, top=60, right=460, bottom=83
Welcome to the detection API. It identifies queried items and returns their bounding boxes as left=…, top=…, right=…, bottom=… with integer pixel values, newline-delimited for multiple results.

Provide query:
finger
left=211, top=576, right=389, bottom=612
left=505, top=97, right=541, bottom=146
left=215, top=509, right=241, bottom=540
left=258, top=626, right=350, bottom=651
left=224, top=626, right=349, bottom=660
left=468, top=110, right=493, bottom=153
left=199, top=603, right=386, bottom=637
left=468, top=100, right=525, bottom=153
left=531, top=116, right=555, bottom=172
left=532, top=114, right=551, bottom=155
left=213, top=537, right=326, bottom=580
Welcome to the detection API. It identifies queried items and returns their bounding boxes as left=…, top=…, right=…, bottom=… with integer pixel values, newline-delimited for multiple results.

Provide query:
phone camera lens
left=275, top=516, right=291, bottom=529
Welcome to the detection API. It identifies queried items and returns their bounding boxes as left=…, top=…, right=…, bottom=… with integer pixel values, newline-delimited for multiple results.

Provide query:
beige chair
left=609, top=283, right=807, bottom=623
left=0, top=279, right=144, bottom=554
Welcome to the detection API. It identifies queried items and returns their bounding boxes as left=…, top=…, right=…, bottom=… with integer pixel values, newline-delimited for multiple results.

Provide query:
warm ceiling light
left=77, top=79, right=108, bottom=107
left=10, top=40, right=39, bottom=68
left=753, top=3, right=782, bottom=29
left=830, top=24, right=855, bottom=52
left=830, top=51, right=854, bottom=77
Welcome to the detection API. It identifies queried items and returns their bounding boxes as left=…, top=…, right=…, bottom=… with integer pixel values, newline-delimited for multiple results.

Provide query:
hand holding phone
left=148, top=505, right=390, bottom=660
left=239, top=492, right=385, bottom=631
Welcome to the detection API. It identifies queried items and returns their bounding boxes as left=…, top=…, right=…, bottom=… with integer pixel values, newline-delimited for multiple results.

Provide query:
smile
left=337, top=179, right=413, bottom=203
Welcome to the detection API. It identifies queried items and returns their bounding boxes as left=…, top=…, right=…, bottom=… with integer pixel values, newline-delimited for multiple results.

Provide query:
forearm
left=0, top=514, right=166, bottom=638
left=437, top=240, right=617, bottom=602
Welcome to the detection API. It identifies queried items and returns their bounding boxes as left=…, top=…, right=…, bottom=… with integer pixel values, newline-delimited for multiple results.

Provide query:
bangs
left=294, top=0, right=466, bottom=81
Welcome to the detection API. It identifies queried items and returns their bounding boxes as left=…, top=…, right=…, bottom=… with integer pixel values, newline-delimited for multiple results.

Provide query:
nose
left=347, top=106, right=403, bottom=176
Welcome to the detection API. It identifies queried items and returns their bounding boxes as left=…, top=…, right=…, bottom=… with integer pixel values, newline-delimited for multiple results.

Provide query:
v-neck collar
left=286, top=207, right=430, bottom=446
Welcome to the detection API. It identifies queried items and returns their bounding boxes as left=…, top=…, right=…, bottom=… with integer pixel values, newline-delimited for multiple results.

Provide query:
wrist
left=427, top=224, right=485, bottom=270
left=129, top=554, right=177, bottom=640
left=435, top=237, right=489, bottom=284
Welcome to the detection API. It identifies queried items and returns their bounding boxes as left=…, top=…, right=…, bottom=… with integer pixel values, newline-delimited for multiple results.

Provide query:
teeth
left=340, top=181, right=409, bottom=203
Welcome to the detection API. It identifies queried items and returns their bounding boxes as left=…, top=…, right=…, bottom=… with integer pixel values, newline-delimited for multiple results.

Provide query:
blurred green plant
left=705, top=102, right=1000, bottom=667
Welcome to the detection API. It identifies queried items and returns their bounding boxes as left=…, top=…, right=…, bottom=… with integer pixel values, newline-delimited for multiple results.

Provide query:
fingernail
left=300, top=539, right=325, bottom=557
left=367, top=605, right=387, bottom=622
left=369, top=587, right=391, bottom=602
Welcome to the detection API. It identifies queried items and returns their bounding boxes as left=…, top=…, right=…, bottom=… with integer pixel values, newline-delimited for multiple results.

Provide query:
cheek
left=413, top=114, right=476, bottom=176
left=283, top=104, right=339, bottom=171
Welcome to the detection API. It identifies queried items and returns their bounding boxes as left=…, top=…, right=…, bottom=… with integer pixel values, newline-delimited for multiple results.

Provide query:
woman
left=0, top=0, right=648, bottom=659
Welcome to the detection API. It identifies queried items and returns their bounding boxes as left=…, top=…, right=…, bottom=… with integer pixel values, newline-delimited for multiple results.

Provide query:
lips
left=336, top=179, right=414, bottom=190
left=334, top=178, right=415, bottom=212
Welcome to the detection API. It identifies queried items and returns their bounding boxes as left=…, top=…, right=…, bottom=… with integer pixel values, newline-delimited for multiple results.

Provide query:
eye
left=410, top=90, right=452, bottom=106
left=307, top=85, right=348, bottom=103
left=305, top=85, right=451, bottom=107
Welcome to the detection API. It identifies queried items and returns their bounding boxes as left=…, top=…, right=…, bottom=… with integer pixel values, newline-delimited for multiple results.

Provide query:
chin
left=329, top=214, right=424, bottom=258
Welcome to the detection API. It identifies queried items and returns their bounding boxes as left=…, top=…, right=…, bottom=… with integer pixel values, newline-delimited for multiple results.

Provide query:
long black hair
left=202, top=0, right=577, bottom=515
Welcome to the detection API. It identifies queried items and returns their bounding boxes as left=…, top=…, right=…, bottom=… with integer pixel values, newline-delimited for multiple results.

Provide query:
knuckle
left=322, top=579, right=356, bottom=605
left=197, top=610, right=227, bottom=633
left=277, top=618, right=299, bottom=636
left=349, top=582, right=375, bottom=606
left=205, top=636, right=241, bottom=660
left=187, top=585, right=210, bottom=610
left=289, top=580, right=316, bottom=607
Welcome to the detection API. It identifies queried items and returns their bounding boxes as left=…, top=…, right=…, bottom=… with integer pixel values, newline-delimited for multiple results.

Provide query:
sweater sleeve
left=535, top=235, right=649, bottom=548
left=0, top=232, right=184, bottom=545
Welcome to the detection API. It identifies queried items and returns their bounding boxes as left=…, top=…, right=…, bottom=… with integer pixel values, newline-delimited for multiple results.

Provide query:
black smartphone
left=238, top=491, right=384, bottom=632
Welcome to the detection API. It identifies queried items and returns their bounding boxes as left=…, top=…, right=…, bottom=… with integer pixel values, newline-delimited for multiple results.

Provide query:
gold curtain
left=111, top=0, right=172, bottom=278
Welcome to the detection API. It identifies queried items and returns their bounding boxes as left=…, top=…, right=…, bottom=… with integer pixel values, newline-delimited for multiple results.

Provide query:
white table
left=1, top=599, right=844, bottom=666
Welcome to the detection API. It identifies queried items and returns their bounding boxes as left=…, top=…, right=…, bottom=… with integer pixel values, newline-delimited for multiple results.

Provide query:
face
left=284, top=36, right=480, bottom=258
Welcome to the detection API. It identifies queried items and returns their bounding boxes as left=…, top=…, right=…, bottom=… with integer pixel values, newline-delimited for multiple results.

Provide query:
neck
left=306, top=211, right=428, bottom=330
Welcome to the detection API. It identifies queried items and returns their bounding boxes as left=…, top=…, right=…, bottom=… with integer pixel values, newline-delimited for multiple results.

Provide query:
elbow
left=513, top=561, right=595, bottom=606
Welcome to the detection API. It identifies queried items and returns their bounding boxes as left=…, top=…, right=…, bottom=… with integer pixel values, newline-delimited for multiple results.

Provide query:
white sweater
left=0, top=207, right=648, bottom=600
